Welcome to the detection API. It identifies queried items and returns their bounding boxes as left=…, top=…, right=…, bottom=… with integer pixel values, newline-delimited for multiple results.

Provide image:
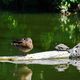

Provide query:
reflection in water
left=2, top=13, right=17, bottom=30
left=40, top=70, right=44, bottom=80
left=54, top=64, right=69, bottom=72
left=8, top=15, right=17, bottom=29
left=40, top=33, right=53, bottom=50
left=6, top=58, right=80, bottom=72
left=1, top=59, right=80, bottom=80
left=14, top=66, right=32, bottom=80
left=59, top=13, right=80, bottom=43
left=70, top=59, right=80, bottom=71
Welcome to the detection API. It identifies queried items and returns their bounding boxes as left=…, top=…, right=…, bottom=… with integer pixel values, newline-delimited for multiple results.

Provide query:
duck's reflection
left=1, top=58, right=80, bottom=73
left=14, top=66, right=32, bottom=80
left=1, top=58, right=80, bottom=80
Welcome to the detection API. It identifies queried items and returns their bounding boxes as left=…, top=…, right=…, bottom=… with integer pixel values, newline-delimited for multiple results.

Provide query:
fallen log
left=0, top=51, right=70, bottom=61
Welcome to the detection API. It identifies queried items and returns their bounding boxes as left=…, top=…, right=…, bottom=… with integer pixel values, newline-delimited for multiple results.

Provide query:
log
left=0, top=51, right=70, bottom=61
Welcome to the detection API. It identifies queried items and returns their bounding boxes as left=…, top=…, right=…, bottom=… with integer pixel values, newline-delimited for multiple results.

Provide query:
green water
left=0, top=12, right=80, bottom=80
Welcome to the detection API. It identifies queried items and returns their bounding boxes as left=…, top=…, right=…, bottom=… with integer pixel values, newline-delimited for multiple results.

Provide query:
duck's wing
left=55, top=44, right=69, bottom=51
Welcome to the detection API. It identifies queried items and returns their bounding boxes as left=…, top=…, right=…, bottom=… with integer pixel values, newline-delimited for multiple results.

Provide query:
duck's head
left=12, top=38, right=33, bottom=52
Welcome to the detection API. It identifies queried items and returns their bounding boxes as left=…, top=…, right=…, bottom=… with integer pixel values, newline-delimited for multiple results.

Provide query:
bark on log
left=0, top=51, right=70, bottom=61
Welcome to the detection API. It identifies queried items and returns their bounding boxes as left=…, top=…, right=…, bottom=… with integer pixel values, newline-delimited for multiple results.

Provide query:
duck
left=13, top=66, right=32, bottom=80
left=12, top=38, right=33, bottom=52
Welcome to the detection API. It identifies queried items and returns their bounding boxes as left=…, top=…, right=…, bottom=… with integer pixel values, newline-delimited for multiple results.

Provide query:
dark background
left=0, top=0, right=79, bottom=13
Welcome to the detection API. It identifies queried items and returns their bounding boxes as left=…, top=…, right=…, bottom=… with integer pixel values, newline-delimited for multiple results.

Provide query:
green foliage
left=69, top=0, right=77, bottom=3
left=59, top=0, right=80, bottom=13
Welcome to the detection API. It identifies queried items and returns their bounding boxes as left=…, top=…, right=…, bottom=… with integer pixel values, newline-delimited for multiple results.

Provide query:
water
left=0, top=12, right=80, bottom=80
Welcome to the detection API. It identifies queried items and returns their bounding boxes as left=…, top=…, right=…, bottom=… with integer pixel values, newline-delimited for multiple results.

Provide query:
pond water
left=0, top=12, right=80, bottom=80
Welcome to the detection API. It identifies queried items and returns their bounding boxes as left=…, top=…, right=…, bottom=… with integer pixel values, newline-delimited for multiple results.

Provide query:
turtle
left=55, top=43, right=69, bottom=51
left=69, top=43, right=80, bottom=57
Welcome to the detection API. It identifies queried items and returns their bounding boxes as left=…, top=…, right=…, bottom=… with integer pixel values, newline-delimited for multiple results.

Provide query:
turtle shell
left=55, top=44, right=69, bottom=51
left=74, top=43, right=80, bottom=48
